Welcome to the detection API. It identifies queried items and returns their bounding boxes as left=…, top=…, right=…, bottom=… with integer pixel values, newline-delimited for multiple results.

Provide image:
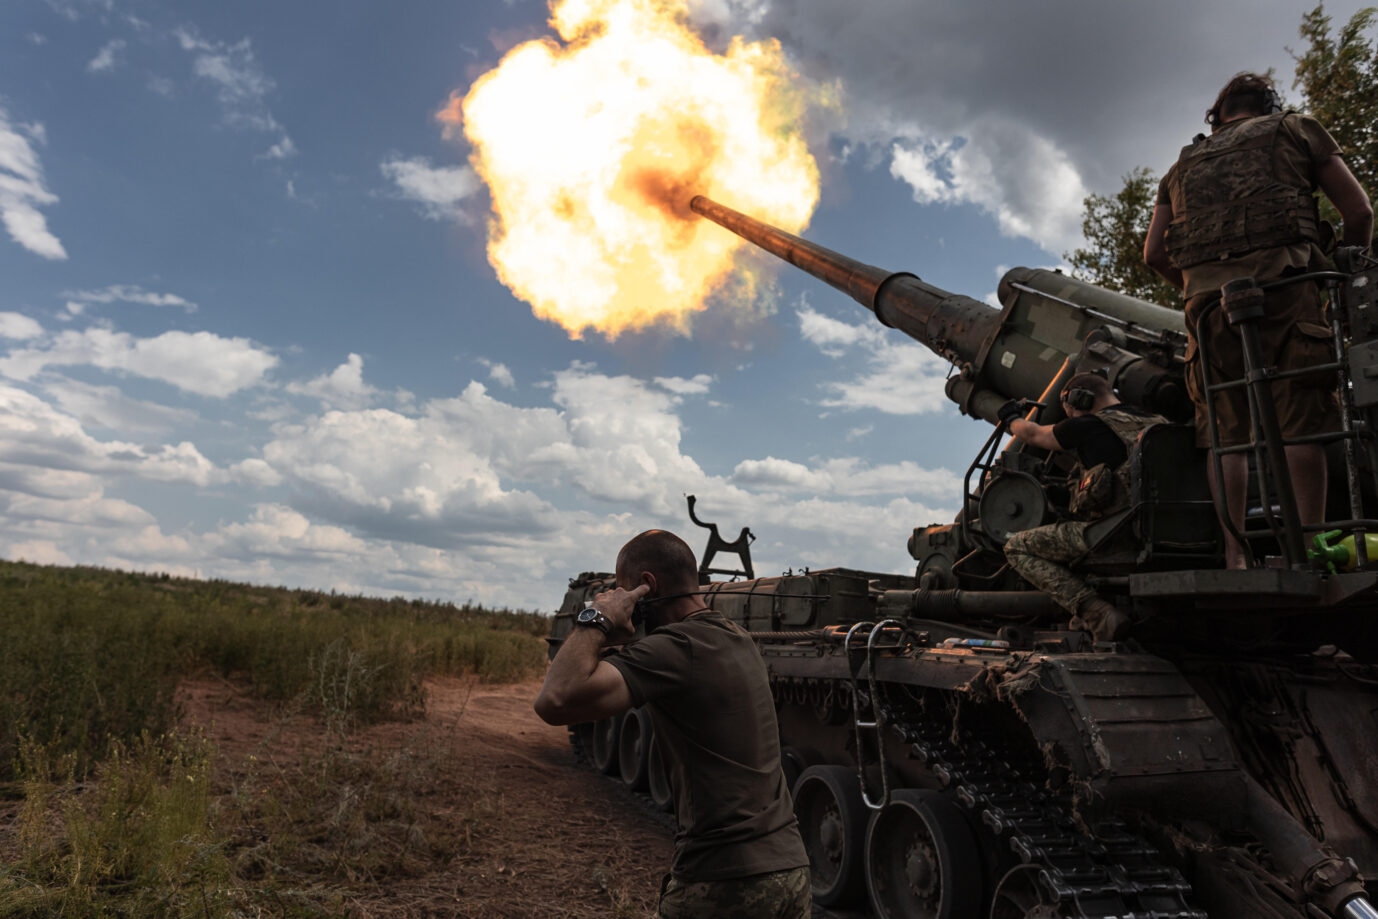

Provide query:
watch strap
left=577, top=605, right=614, bottom=636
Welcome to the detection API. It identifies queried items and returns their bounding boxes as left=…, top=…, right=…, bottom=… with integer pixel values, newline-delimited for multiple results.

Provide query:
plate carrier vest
left=1164, top=113, right=1321, bottom=270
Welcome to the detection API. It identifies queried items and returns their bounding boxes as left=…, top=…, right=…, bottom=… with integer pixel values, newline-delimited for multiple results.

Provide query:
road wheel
left=647, top=735, right=673, bottom=812
left=866, top=789, right=983, bottom=919
left=780, top=746, right=822, bottom=793
left=794, top=764, right=868, bottom=906
left=618, top=707, right=653, bottom=791
left=590, top=713, right=623, bottom=776
left=989, top=865, right=1063, bottom=919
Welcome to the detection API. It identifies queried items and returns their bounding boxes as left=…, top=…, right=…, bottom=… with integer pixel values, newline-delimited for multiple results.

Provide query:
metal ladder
left=1194, top=269, right=1378, bottom=569
left=844, top=619, right=908, bottom=810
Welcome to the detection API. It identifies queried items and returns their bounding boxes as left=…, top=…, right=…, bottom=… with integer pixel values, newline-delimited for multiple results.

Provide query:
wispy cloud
left=0, top=107, right=67, bottom=260
left=174, top=27, right=295, bottom=160
left=477, top=358, right=516, bottom=389
left=86, top=38, right=126, bottom=73
left=45, top=0, right=114, bottom=22
left=43, top=378, right=199, bottom=436
left=654, top=374, right=714, bottom=396
left=380, top=156, right=480, bottom=222
left=798, top=304, right=952, bottom=415
left=63, top=284, right=198, bottom=313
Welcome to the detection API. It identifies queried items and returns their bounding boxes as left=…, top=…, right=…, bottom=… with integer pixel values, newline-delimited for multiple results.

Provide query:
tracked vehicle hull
left=552, top=568, right=1378, bottom=918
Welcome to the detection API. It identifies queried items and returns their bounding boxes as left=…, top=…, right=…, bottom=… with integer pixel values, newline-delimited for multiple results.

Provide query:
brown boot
left=1077, top=598, right=1131, bottom=642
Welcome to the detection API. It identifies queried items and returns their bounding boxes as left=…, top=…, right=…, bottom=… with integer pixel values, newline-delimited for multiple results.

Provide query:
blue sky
left=0, top=0, right=1367, bottom=610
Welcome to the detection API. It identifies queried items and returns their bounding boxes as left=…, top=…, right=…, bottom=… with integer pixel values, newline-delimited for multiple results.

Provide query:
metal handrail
left=1190, top=270, right=1377, bottom=570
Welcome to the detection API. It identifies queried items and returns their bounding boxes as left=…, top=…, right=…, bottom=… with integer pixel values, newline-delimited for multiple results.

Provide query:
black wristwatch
left=575, top=605, right=614, bottom=636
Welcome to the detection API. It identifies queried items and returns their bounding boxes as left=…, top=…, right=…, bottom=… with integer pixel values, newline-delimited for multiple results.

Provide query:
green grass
left=0, top=559, right=549, bottom=780
left=4, top=730, right=228, bottom=917
left=0, top=559, right=553, bottom=916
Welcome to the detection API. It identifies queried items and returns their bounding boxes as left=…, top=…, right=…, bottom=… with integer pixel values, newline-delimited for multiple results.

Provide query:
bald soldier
left=534, top=530, right=809, bottom=919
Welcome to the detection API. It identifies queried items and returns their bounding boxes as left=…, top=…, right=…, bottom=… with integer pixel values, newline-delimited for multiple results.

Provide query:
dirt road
left=186, top=677, right=672, bottom=918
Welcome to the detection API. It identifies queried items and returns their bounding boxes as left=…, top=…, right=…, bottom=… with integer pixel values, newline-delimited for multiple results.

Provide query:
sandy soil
left=182, top=677, right=673, bottom=918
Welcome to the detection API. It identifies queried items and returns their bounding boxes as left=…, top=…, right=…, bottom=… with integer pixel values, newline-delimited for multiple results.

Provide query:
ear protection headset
left=1206, top=86, right=1282, bottom=129
left=1062, top=388, right=1096, bottom=412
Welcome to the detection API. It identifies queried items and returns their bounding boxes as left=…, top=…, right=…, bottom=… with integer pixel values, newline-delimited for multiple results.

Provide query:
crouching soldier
left=999, top=372, right=1164, bottom=641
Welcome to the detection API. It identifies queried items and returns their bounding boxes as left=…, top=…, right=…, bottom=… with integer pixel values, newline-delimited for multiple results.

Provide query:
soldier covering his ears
left=533, top=530, right=810, bottom=918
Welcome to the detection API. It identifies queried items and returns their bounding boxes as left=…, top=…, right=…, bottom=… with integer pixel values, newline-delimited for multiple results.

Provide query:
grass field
left=0, top=560, right=553, bottom=916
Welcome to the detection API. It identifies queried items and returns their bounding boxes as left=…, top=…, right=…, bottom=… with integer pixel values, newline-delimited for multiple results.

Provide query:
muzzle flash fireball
left=444, top=0, right=822, bottom=340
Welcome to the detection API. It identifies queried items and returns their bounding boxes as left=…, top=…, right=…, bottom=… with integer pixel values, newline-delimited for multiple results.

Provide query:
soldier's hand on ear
left=589, top=583, right=650, bottom=638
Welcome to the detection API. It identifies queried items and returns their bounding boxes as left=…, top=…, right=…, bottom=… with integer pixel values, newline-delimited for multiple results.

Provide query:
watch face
left=577, top=607, right=597, bottom=623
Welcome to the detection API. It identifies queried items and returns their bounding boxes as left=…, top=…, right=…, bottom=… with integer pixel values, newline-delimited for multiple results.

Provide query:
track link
left=891, top=705, right=1206, bottom=919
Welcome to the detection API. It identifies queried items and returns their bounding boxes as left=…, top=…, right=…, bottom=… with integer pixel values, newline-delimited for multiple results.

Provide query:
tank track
left=883, top=699, right=1207, bottom=919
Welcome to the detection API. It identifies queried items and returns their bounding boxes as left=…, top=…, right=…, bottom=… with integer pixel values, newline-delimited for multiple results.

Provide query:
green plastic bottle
left=1310, top=529, right=1378, bottom=571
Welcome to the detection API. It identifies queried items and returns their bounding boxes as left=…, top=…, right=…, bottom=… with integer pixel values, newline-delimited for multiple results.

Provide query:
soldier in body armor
left=1000, top=373, right=1164, bottom=641
left=1144, top=72, right=1373, bottom=568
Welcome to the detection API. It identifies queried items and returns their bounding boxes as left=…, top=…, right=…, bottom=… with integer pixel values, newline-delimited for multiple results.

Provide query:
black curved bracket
left=686, top=495, right=755, bottom=584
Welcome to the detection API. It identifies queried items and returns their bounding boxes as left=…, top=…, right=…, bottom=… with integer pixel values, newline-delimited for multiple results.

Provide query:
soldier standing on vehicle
left=533, top=529, right=810, bottom=919
left=1144, top=71, right=1373, bottom=568
left=1001, top=373, right=1164, bottom=641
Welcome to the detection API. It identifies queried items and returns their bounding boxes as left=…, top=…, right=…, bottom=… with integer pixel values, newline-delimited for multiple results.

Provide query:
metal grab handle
left=844, top=619, right=907, bottom=810
left=1344, top=898, right=1378, bottom=919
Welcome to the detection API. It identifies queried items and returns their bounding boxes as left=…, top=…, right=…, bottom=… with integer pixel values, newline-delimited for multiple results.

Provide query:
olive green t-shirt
left=607, top=611, right=808, bottom=883
left=1158, top=112, right=1341, bottom=300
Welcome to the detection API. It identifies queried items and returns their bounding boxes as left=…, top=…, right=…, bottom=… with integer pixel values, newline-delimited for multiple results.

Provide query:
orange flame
left=442, top=0, right=821, bottom=339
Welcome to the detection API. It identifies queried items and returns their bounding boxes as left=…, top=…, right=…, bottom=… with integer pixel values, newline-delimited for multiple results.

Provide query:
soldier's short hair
left=1062, top=372, right=1113, bottom=402
left=617, top=530, right=699, bottom=597
left=1207, top=72, right=1280, bottom=128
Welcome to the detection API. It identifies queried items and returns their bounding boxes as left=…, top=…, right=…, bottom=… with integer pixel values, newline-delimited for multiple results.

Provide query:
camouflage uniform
left=657, top=866, right=811, bottom=919
left=1004, top=406, right=1162, bottom=619
left=1004, top=520, right=1095, bottom=617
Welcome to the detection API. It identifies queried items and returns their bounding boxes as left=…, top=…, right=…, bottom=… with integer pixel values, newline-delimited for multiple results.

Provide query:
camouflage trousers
left=656, top=866, right=811, bottom=919
left=1004, top=521, right=1095, bottom=616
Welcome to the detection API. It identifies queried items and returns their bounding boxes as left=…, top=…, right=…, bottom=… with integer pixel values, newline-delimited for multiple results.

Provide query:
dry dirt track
left=185, top=677, right=673, bottom=918
left=185, top=676, right=865, bottom=918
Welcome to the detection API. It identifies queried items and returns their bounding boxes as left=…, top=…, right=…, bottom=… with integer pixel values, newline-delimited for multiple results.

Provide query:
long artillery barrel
left=689, top=195, right=1191, bottom=423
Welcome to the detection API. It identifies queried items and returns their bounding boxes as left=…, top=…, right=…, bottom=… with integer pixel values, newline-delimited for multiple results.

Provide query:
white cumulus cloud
left=0, top=313, right=43, bottom=340
left=285, top=353, right=379, bottom=410
left=890, top=120, right=1087, bottom=254
left=0, top=384, right=215, bottom=486
left=0, top=328, right=277, bottom=397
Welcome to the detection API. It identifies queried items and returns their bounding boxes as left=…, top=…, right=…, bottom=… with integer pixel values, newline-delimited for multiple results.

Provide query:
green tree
left=1291, top=3, right=1378, bottom=239
left=1063, top=167, right=1180, bottom=308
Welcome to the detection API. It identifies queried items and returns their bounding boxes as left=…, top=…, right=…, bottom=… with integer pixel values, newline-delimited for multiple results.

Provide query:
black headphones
left=1062, top=388, right=1096, bottom=412
left=1206, top=86, right=1282, bottom=129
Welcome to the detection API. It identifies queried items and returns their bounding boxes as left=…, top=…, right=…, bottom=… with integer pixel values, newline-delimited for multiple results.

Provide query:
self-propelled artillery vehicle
left=547, top=196, right=1378, bottom=919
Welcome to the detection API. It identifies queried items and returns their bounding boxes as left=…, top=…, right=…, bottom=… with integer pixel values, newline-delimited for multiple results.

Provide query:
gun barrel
left=690, top=195, right=999, bottom=368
